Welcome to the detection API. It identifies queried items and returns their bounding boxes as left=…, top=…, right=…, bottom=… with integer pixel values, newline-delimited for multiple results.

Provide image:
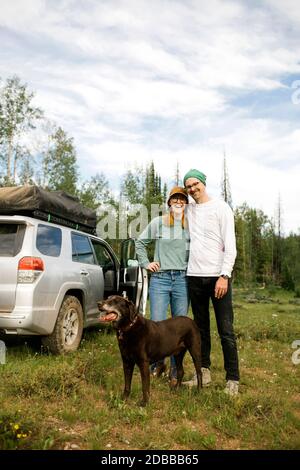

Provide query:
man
left=183, top=169, right=240, bottom=396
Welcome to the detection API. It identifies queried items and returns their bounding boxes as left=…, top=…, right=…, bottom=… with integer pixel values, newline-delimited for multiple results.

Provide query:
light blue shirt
left=135, top=216, right=190, bottom=271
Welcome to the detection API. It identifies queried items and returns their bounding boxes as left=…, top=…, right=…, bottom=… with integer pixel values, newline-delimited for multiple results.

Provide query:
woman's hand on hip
left=147, top=262, right=160, bottom=272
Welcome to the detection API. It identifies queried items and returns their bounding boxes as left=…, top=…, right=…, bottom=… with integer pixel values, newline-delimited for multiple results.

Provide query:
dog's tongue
left=99, top=312, right=118, bottom=322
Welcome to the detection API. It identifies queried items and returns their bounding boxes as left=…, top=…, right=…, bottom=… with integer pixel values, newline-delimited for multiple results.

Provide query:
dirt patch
left=45, top=416, right=91, bottom=450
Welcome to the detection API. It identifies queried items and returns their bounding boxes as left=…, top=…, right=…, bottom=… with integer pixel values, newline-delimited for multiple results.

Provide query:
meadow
left=0, top=287, right=299, bottom=450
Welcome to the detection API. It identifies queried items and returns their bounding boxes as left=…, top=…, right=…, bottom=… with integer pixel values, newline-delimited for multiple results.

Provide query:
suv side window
left=72, top=233, right=95, bottom=264
left=90, top=240, right=116, bottom=292
left=36, top=224, right=62, bottom=257
left=91, top=240, right=114, bottom=269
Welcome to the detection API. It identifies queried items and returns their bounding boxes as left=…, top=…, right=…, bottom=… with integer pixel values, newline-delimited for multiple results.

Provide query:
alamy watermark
left=0, top=340, right=6, bottom=365
left=291, top=340, right=300, bottom=365
left=95, top=201, right=199, bottom=240
left=291, top=80, right=300, bottom=105
left=96, top=200, right=161, bottom=240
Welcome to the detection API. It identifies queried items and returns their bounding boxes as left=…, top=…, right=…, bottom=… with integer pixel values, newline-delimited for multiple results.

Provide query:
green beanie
left=183, top=169, right=206, bottom=186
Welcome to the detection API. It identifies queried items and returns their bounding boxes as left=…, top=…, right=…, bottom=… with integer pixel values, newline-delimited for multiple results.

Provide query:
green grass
left=0, top=287, right=299, bottom=450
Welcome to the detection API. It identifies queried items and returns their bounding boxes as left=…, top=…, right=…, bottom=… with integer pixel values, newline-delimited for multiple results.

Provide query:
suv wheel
left=42, top=295, right=84, bottom=354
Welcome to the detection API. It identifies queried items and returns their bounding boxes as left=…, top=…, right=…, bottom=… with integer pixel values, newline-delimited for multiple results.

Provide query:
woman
left=135, top=186, right=189, bottom=383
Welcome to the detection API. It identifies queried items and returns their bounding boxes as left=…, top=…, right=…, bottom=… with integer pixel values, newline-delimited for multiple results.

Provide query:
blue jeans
left=149, top=270, right=189, bottom=378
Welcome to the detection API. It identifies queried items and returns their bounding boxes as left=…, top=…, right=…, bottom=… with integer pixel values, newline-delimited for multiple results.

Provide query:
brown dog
left=98, top=295, right=202, bottom=406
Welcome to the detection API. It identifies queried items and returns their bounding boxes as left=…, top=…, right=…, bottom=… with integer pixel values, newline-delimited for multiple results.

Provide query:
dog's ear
left=125, top=298, right=136, bottom=321
left=129, top=302, right=137, bottom=322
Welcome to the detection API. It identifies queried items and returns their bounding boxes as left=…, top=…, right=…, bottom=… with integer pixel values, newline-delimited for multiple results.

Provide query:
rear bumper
left=0, top=308, right=57, bottom=335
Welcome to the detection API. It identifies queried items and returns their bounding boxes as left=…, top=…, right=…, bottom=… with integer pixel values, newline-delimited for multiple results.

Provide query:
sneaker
left=201, top=367, right=212, bottom=387
left=224, top=380, right=239, bottom=397
left=182, top=374, right=197, bottom=387
left=182, top=368, right=211, bottom=387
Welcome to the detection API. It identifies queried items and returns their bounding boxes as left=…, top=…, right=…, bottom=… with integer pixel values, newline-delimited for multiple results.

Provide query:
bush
left=0, top=413, right=32, bottom=449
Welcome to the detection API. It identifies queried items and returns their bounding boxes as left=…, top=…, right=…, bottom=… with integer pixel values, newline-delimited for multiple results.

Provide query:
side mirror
left=127, top=259, right=139, bottom=267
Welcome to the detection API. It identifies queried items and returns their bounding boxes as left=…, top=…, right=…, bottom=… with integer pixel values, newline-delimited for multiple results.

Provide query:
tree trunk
left=7, top=135, right=13, bottom=182
left=13, top=149, right=18, bottom=182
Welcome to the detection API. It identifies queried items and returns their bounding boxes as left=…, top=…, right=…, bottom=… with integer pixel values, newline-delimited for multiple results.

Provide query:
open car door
left=119, top=239, right=148, bottom=315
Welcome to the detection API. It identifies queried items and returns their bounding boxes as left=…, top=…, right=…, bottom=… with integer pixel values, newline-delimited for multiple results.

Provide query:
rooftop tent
left=0, top=186, right=97, bottom=233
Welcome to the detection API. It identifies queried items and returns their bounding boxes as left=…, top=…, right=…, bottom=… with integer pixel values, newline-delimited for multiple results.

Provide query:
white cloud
left=0, top=0, right=299, bottom=233
left=0, top=0, right=45, bottom=28
left=265, top=0, right=300, bottom=26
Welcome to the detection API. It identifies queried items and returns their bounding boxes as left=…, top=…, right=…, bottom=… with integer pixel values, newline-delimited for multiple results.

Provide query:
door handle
left=80, top=270, right=89, bottom=276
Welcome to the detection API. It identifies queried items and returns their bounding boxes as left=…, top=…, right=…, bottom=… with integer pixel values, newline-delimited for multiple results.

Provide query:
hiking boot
left=169, top=377, right=178, bottom=388
left=182, top=367, right=211, bottom=387
left=224, top=380, right=239, bottom=397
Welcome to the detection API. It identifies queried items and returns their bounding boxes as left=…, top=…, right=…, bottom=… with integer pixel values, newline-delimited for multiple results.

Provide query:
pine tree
left=79, top=173, right=111, bottom=210
left=42, top=126, right=78, bottom=195
left=282, top=232, right=300, bottom=293
left=234, top=203, right=274, bottom=285
left=174, top=161, right=180, bottom=186
left=221, top=152, right=233, bottom=208
left=163, top=183, right=168, bottom=204
left=273, top=193, right=283, bottom=284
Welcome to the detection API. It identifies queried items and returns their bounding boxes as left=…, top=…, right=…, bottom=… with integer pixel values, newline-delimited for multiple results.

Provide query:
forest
left=1, top=75, right=299, bottom=294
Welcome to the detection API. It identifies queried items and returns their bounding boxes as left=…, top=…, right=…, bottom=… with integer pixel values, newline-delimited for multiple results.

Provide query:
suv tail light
left=18, top=257, right=44, bottom=283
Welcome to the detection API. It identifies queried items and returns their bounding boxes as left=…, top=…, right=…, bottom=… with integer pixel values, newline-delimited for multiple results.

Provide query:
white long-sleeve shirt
left=186, top=199, right=237, bottom=277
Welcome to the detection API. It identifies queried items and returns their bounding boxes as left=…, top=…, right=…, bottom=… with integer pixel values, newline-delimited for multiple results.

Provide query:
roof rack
left=32, top=210, right=97, bottom=235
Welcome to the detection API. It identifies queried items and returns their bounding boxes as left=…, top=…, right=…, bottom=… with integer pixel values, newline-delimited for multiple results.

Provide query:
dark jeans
left=188, top=276, right=240, bottom=381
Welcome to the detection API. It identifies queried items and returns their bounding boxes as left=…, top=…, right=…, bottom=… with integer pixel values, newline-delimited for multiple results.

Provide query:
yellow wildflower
left=14, top=424, right=20, bottom=430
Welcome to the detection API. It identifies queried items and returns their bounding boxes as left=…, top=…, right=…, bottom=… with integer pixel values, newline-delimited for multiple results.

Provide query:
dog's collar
left=117, top=315, right=139, bottom=340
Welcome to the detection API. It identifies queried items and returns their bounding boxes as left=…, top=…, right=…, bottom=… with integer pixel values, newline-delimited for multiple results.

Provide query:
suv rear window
left=36, top=224, right=62, bottom=257
left=0, top=223, right=25, bottom=257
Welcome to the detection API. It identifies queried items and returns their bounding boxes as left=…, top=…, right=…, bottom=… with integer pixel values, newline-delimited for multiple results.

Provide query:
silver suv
left=0, top=215, right=147, bottom=354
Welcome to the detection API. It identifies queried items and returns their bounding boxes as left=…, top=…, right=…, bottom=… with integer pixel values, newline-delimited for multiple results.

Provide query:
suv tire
left=42, top=295, right=84, bottom=354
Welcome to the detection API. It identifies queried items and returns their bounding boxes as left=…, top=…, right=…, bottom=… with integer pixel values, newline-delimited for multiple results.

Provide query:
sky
left=0, top=0, right=299, bottom=234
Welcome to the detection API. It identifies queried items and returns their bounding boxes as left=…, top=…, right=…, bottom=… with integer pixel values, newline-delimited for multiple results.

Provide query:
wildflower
left=14, top=424, right=20, bottom=430
left=17, top=434, right=22, bottom=439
